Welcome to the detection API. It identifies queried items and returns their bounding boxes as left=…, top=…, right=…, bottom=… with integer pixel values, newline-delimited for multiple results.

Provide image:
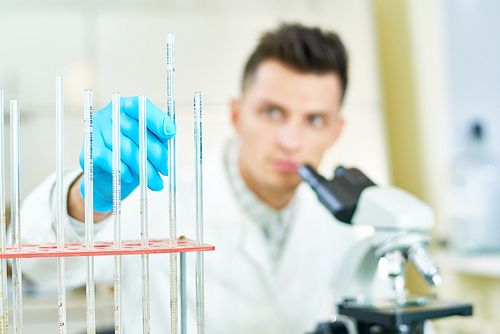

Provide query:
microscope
left=299, top=166, right=472, bottom=334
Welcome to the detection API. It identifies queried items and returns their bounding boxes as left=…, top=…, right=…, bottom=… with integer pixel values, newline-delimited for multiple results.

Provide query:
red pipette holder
left=0, top=238, right=214, bottom=259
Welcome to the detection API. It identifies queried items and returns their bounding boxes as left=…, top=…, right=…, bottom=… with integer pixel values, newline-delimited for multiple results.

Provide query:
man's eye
left=309, top=115, right=324, bottom=127
left=265, top=107, right=281, bottom=119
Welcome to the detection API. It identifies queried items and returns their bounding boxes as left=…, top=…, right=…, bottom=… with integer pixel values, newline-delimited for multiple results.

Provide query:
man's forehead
left=244, top=59, right=343, bottom=112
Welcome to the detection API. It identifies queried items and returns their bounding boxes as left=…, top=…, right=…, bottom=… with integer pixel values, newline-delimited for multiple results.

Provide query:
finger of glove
left=78, top=131, right=134, bottom=183
left=93, top=145, right=135, bottom=183
left=118, top=113, right=169, bottom=176
left=118, top=134, right=164, bottom=191
left=121, top=96, right=176, bottom=143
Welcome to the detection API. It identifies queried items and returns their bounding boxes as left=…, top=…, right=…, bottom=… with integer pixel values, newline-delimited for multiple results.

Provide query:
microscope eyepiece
left=298, top=165, right=376, bottom=224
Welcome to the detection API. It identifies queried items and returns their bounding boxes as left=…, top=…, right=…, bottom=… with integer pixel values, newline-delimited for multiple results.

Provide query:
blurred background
left=1, top=0, right=499, bottom=333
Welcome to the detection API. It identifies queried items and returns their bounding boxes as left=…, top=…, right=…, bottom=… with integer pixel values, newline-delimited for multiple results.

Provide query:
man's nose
left=278, top=124, right=302, bottom=152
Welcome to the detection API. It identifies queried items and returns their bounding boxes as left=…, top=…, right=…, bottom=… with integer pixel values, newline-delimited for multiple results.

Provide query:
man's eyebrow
left=258, top=99, right=287, bottom=110
left=309, top=110, right=334, bottom=116
left=304, top=109, right=335, bottom=118
left=257, top=99, right=335, bottom=116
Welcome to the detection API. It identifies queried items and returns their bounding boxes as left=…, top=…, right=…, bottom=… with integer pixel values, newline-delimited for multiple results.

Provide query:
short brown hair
left=242, top=23, right=348, bottom=99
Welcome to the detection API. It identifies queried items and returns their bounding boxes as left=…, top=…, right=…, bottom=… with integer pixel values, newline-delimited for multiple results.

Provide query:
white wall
left=441, top=0, right=500, bottom=157
left=0, top=0, right=389, bottom=205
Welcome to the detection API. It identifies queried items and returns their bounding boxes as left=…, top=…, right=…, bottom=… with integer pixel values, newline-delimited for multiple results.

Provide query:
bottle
left=449, top=122, right=500, bottom=253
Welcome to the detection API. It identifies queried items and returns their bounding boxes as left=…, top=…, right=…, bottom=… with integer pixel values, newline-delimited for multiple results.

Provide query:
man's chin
left=267, top=175, right=302, bottom=193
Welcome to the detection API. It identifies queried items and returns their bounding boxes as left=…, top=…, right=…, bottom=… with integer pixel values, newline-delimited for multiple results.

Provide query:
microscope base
left=338, top=299, right=472, bottom=334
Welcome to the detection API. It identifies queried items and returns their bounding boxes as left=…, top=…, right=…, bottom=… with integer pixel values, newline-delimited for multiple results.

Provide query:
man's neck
left=238, top=158, right=296, bottom=211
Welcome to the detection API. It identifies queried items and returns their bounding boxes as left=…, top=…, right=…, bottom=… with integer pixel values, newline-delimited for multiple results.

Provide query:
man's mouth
left=272, top=159, right=299, bottom=173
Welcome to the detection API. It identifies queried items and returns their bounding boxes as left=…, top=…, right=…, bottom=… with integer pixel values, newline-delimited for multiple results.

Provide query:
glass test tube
left=194, top=92, right=205, bottom=334
left=112, top=92, right=122, bottom=334
left=84, top=89, right=96, bottom=334
left=0, top=90, right=8, bottom=334
left=139, top=95, right=151, bottom=333
left=11, top=99, right=23, bottom=334
left=56, top=76, right=67, bottom=334
left=166, top=32, right=178, bottom=334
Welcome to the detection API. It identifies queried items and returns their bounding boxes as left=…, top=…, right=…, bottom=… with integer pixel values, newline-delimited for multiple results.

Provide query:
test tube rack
left=0, top=239, right=214, bottom=259
left=0, top=33, right=211, bottom=334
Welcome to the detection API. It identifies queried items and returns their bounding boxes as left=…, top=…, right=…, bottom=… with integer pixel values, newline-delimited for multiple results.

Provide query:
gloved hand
left=79, top=96, right=176, bottom=212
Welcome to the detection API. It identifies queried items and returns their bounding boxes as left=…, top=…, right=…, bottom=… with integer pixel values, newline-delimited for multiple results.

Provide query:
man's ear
left=230, top=97, right=242, bottom=134
left=329, top=117, right=345, bottom=148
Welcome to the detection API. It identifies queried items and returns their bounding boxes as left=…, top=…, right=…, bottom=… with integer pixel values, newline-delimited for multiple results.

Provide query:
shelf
left=0, top=238, right=214, bottom=259
left=435, top=249, right=500, bottom=278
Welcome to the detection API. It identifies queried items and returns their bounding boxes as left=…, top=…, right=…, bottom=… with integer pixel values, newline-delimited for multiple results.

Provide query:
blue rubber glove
left=79, top=96, right=176, bottom=212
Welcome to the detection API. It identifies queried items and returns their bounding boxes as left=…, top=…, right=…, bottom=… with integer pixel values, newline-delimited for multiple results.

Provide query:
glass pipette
left=56, top=75, right=67, bottom=334
left=180, top=251, right=186, bottom=334
left=112, top=92, right=123, bottom=334
left=139, top=94, right=151, bottom=334
left=84, top=89, right=96, bottom=334
left=11, top=99, right=23, bottom=334
left=167, top=32, right=178, bottom=334
left=194, top=92, right=205, bottom=334
left=0, top=90, right=8, bottom=334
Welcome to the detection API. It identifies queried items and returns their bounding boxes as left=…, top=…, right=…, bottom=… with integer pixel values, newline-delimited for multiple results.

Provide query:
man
left=21, top=24, right=360, bottom=333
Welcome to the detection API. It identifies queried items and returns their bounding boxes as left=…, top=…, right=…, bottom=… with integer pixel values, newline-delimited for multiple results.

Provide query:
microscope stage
left=338, top=299, right=472, bottom=327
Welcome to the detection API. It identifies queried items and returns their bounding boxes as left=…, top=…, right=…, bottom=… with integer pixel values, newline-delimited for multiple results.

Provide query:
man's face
left=232, top=59, right=345, bottom=196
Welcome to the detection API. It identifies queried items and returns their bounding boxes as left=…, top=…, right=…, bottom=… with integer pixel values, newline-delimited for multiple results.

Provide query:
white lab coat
left=20, top=141, right=359, bottom=334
